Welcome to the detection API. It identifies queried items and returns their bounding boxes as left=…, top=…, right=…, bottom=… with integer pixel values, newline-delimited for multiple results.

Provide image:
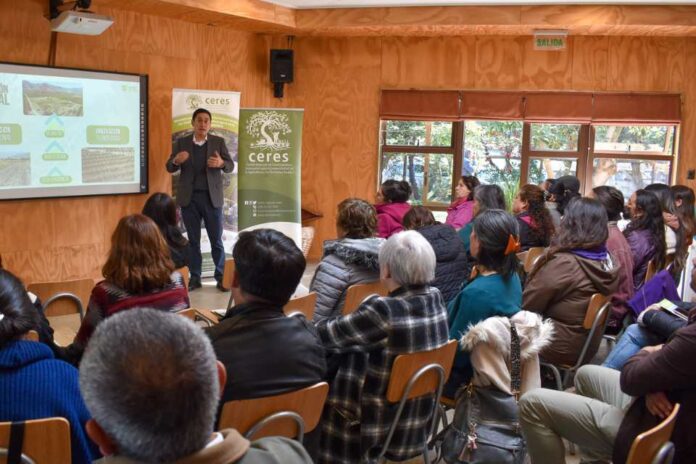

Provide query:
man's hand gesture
left=207, top=150, right=225, bottom=169
left=173, top=151, right=189, bottom=166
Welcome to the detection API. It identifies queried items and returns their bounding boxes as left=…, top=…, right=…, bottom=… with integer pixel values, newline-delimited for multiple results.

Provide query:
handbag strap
left=509, top=322, right=522, bottom=399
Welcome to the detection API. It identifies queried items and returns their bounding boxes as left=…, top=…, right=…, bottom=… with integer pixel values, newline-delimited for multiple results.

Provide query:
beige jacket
left=459, top=311, right=554, bottom=395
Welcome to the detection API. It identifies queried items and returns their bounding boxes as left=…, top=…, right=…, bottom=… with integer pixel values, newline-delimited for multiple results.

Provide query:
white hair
left=379, top=230, right=436, bottom=286
left=79, top=308, right=219, bottom=462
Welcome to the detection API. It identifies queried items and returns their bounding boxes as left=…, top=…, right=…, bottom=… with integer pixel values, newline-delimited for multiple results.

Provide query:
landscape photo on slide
left=81, top=147, right=135, bottom=183
left=22, top=80, right=83, bottom=116
left=0, top=151, right=30, bottom=187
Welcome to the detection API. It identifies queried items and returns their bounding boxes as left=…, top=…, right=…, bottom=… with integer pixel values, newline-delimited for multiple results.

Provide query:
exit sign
left=534, top=31, right=568, bottom=51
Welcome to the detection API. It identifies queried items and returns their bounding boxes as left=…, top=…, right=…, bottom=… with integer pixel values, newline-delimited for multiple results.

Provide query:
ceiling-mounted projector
left=50, top=10, right=113, bottom=35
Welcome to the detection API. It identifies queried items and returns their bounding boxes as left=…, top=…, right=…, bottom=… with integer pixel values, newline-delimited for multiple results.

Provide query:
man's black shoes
left=188, top=277, right=202, bottom=292
left=216, top=280, right=229, bottom=292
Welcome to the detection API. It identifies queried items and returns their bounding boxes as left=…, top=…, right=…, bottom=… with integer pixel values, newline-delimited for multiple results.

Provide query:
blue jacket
left=0, top=341, right=98, bottom=464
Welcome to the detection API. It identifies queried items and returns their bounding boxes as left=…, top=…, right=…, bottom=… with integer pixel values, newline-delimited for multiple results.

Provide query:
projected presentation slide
left=0, top=63, right=147, bottom=200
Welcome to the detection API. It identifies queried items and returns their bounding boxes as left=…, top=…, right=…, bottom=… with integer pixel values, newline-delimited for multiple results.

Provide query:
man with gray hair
left=79, top=308, right=312, bottom=464
left=314, top=230, right=449, bottom=464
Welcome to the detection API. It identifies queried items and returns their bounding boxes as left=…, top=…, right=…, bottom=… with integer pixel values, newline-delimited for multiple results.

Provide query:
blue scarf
left=570, top=244, right=608, bottom=261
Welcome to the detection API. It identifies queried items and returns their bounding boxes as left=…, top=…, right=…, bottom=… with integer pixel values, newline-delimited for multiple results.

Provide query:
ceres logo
left=0, top=83, right=8, bottom=106
left=186, top=94, right=202, bottom=110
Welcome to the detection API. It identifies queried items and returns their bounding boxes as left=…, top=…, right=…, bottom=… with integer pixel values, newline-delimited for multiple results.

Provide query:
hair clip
left=504, top=234, right=521, bottom=255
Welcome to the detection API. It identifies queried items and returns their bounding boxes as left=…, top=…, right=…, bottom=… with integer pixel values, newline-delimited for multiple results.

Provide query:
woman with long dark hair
left=142, top=192, right=190, bottom=269
left=513, top=184, right=555, bottom=250
left=671, top=184, right=696, bottom=242
left=64, top=214, right=190, bottom=364
left=524, top=198, right=618, bottom=366
left=375, top=179, right=411, bottom=238
left=624, top=189, right=666, bottom=289
left=445, top=209, right=522, bottom=396
left=547, top=175, right=581, bottom=216
left=458, top=184, right=506, bottom=253
left=0, top=269, right=98, bottom=463
left=445, top=175, right=480, bottom=230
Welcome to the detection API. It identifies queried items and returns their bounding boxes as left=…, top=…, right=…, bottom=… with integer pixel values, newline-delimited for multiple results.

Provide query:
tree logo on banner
left=186, top=94, right=203, bottom=110
left=246, top=111, right=291, bottom=151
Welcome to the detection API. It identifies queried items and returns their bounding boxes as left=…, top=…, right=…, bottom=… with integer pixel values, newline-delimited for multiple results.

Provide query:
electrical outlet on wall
left=688, top=170, right=695, bottom=180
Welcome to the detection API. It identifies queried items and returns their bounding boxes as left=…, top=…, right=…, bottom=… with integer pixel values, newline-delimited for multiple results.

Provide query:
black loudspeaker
left=270, top=49, right=294, bottom=83
left=270, top=49, right=293, bottom=98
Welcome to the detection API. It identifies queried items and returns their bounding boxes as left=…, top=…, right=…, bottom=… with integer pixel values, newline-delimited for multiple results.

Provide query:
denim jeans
left=181, top=190, right=225, bottom=282
left=602, top=323, right=663, bottom=370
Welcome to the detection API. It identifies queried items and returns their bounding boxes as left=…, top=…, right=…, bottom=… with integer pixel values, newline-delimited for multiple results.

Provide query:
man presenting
left=166, top=108, right=234, bottom=291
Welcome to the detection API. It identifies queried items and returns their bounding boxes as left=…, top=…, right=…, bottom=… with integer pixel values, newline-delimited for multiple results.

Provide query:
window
left=379, top=121, right=456, bottom=206
left=378, top=121, right=678, bottom=207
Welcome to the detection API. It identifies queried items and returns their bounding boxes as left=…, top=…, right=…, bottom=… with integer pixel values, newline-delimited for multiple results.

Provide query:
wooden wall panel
left=607, top=37, right=686, bottom=92
left=381, top=37, right=476, bottom=89
left=571, top=36, right=609, bottom=91
left=519, top=37, right=573, bottom=90
left=474, top=36, right=524, bottom=89
left=0, top=0, right=276, bottom=283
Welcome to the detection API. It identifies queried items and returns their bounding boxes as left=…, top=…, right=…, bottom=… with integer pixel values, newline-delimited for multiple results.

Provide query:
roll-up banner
left=238, top=108, right=303, bottom=248
left=171, top=89, right=240, bottom=275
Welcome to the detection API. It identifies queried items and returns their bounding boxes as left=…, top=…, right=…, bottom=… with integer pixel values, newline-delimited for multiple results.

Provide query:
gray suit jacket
left=166, top=133, right=234, bottom=208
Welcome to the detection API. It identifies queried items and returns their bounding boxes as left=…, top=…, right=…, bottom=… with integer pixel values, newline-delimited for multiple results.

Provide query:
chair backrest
left=342, top=281, right=389, bottom=316
left=0, top=417, right=71, bottom=464
left=386, top=340, right=458, bottom=403
left=175, top=266, right=190, bottom=292
left=218, top=382, right=329, bottom=440
left=524, top=247, right=546, bottom=274
left=27, top=279, right=94, bottom=319
left=644, top=259, right=658, bottom=285
left=582, top=293, right=610, bottom=330
left=283, top=292, right=317, bottom=320
left=175, top=308, right=218, bottom=327
left=626, top=403, right=680, bottom=464
left=222, top=259, right=236, bottom=290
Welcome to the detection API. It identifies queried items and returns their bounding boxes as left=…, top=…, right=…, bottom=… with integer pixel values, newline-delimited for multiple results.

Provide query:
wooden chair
left=176, top=308, right=219, bottom=327
left=644, top=259, right=658, bottom=285
left=0, top=417, right=71, bottom=464
left=626, top=403, right=680, bottom=464
left=374, top=340, right=458, bottom=464
left=342, top=281, right=389, bottom=316
left=283, top=292, right=317, bottom=320
left=218, top=382, right=329, bottom=442
left=222, top=259, right=236, bottom=310
left=27, top=279, right=94, bottom=320
left=523, top=247, right=546, bottom=274
left=541, top=293, right=610, bottom=390
left=175, top=266, right=190, bottom=293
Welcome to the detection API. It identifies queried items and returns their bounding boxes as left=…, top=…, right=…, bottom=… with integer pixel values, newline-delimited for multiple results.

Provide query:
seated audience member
left=206, top=229, right=326, bottom=404
left=513, top=184, right=555, bottom=250
left=624, top=190, right=666, bottom=289
left=520, top=257, right=696, bottom=464
left=458, top=184, right=507, bottom=253
left=445, top=210, right=522, bottom=397
left=542, top=179, right=562, bottom=229
left=142, top=192, right=190, bottom=270
left=645, top=183, right=682, bottom=256
left=64, top=214, right=189, bottom=365
left=403, top=206, right=467, bottom=303
left=445, top=175, right=480, bottom=230
left=79, top=308, right=312, bottom=464
left=592, top=186, right=635, bottom=332
left=375, top=179, right=412, bottom=238
left=547, top=175, right=581, bottom=217
left=310, top=199, right=384, bottom=321
left=671, top=184, right=696, bottom=243
left=0, top=255, right=60, bottom=356
left=315, top=231, right=449, bottom=464
left=0, top=269, right=97, bottom=464
left=523, top=198, right=618, bottom=366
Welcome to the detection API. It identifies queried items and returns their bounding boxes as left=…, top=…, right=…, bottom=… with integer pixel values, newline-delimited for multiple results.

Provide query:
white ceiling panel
left=262, top=0, right=696, bottom=9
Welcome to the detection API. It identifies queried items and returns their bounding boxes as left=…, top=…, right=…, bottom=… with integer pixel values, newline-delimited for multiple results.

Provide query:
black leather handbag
left=440, top=322, right=527, bottom=464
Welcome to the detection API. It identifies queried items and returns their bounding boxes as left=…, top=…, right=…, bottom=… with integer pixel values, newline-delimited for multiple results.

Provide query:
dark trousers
left=181, top=190, right=225, bottom=282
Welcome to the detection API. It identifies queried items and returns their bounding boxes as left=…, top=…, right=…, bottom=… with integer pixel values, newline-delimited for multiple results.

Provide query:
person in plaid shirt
left=315, top=230, right=449, bottom=463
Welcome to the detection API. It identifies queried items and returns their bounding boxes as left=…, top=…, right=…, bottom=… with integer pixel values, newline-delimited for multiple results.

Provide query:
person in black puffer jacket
left=403, top=206, right=468, bottom=303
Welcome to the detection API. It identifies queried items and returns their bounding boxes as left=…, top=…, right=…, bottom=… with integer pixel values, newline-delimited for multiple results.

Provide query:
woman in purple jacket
left=445, top=175, right=480, bottom=230
left=624, top=189, right=666, bottom=289
left=375, top=179, right=411, bottom=238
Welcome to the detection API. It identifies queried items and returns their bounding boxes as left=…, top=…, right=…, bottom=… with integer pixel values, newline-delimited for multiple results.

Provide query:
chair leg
left=545, top=364, right=563, bottom=391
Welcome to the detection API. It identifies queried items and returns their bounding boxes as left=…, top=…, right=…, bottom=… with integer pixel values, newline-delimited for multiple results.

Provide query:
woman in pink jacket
left=375, top=179, right=411, bottom=238
left=445, top=175, right=480, bottom=230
